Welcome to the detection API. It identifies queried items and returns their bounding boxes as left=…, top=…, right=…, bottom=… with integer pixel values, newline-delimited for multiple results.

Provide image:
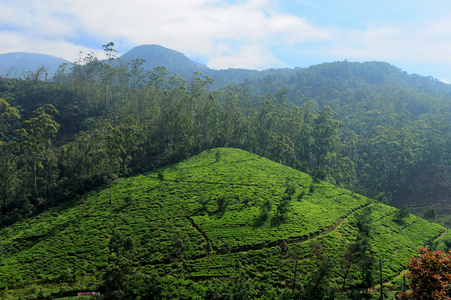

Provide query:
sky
left=1, top=0, right=451, bottom=82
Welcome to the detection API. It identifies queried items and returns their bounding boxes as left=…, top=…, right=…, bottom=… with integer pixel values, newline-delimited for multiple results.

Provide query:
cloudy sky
left=1, top=0, right=451, bottom=82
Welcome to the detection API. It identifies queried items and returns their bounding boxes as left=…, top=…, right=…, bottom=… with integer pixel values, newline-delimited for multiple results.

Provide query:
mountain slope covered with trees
left=1, top=47, right=450, bottom=219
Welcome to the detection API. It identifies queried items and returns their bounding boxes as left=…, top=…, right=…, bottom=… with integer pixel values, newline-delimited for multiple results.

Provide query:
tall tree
left=0, top=98, right=20, bottom=209
left=19, top=104, right=60, bottom=205
left=102, top=123, right=124, bottom=204
left=0, top=98, right=20, bottom=135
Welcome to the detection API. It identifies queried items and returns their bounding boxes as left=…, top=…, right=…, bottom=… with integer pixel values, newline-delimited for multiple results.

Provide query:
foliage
left=0, top=48, right=451, bottom=297
left=399, top=248, right=451, bottom=300
left=0, top=148, right=445, bottom=299
left=1, top=55, right=451, bottom=223
left=394, top=204, right=410, bottom=225
left=424, top=207, right=436, bottom=220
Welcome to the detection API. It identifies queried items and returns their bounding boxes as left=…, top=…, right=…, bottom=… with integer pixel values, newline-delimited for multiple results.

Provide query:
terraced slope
left=0, top=148, right=446, bottom=298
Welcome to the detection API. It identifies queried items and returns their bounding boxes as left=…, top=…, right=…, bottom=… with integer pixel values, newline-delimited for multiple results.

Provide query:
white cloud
left=0, top=30, right=101, bottom=61
left=208, top=44, right=280, bottom=69
left=0, top=0, right=332, bottom=69
left=322, top=19, right=451, bottom=67
left=2, top=0, right=451, bottom=75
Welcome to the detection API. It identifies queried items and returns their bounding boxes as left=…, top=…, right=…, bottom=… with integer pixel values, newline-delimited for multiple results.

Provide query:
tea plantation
left=0, top=148, right=446, bottom=299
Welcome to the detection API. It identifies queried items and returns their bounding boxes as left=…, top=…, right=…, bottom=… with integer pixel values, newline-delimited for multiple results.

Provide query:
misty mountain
left=0, top=52, right=69, bottom=79
left=118, top=44, right=297, bottom=88
left=119, top=44, right=208, bottom=78
left=0, top=45, right=297, bottom=88
left=1, top=45, right=448, bottom=91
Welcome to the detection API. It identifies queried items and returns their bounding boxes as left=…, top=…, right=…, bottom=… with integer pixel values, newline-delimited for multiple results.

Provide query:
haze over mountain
left=0, top=44, right=302, bottom=90
left=6, top=44, right=447, bottom=90
left=0, top=52, right=68, bottom=79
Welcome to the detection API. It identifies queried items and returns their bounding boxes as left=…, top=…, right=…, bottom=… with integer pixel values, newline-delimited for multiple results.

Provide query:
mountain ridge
left=2, top=44, right=448, bottom=90
left=0, top=52, right=68, bottom=79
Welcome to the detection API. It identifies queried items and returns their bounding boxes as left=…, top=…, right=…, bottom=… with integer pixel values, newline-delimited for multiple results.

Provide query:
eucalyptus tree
left=0, top=98, right=20, bottom=134
left=102, top=123, right=124, bottom=204
left=0, top=98, right=21, bottom=209
left=19, top=104, right=60, bottom=205
left=101, top=42, right=118, bottom=112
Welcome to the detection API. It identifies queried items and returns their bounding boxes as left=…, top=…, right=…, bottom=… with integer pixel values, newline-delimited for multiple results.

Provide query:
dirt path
left=222, top=202, right=373, bottom=255
left=187, top=216, right=211, bottom=245
left=434, top=228, right=448, bottom=241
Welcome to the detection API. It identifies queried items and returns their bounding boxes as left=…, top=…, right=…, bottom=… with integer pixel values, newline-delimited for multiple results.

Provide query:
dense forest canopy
left=0, top=48, right=451, bottom=226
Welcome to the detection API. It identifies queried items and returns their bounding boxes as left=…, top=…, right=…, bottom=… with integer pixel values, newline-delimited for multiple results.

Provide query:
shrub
left=123, top=196, right=133, bottom=204
left=423, top=207, right=436, bottom=220
left=394, top=204, right=410, bottom=225
left=309, top=183, right=315, bottom=193
left=399, top=248, right=451, bottom=299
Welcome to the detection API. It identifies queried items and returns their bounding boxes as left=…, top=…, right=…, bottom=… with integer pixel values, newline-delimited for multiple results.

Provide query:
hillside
left=0, top=148, right=446, bottom=299
left=2, top=51, right=451, bottom=235
left=392, top=164, right=451, bottom=218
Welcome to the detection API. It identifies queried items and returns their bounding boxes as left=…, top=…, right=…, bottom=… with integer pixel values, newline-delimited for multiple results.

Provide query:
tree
left=102, top=124, right=124, bottom=204
left=0, top=98, right=20, bottom=135
left=102, top=41, right=117, bottom=61
left=104, top=230, right=135, bottom=298
left=19, top=104, right=60, bottom=205
left=171, top=235, right=186, bottom=262
left=374, top=192, right=389, bottom=204
left=394, top=204, right=410, bottom=225
left=0, top=142, right=20, bottom=210
left=259, top=199, right=272, bottom=222
left=101, top=42, right=117, bottom=111
left=308, top=240, right=334, bottom=296
left=424, top=207, right=436, bottom=220
left=399, top=248, right=451, bottom=300
left=352, top=206, right=375, bottom=293
left=277, top=240, right=289, bottom=288
left=311, top=105, right=342, bottom=168
left=0, top=99, right=20, bottom=210
left=338, top=244, right=355, bottom=291
left=205, top=241, right=214, bottom=265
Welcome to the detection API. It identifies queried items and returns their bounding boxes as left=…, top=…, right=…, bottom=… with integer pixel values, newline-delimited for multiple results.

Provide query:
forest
left=1, top=45, right=451, bottom=298
left=1, top=47, right=450, bottom=225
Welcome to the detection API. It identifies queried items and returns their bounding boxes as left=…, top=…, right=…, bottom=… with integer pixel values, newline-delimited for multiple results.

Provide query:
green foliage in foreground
left=0, top=148, right=445, bottom=299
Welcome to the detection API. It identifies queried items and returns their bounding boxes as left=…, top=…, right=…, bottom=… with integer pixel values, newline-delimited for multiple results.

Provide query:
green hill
left=0, top=148, right=447, bottom=299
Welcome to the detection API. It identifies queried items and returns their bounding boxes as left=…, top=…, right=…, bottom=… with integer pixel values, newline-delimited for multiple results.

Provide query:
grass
left=0, top=148, right=446, bottom=298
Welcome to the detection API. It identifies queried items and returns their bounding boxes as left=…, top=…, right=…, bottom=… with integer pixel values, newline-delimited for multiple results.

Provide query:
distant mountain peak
left=120, top=44, right=208, bottom=72
left=0, top=52, right=68, bottom=78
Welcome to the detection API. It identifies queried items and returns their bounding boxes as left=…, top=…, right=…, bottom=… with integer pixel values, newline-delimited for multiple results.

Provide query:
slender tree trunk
left=105, top=85, right=109, bottom=111
left=109, top=179, right=112, bottom=204
left=2, top=181, right=7, bottom=211
left=403, top=275, right=406, bottom=292
left=45, top=163, right=50, bottom=198
left=279, top=257, right=283, bottom=288
left=33, top=158, right=38, bottom=205
left=379, top=259, right=383, bottom=300
left=292, top=258, right=298, bottom=294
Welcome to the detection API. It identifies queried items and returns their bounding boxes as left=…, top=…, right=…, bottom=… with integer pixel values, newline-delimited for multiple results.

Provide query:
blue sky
left=1, top=0, right=451, bottom=82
